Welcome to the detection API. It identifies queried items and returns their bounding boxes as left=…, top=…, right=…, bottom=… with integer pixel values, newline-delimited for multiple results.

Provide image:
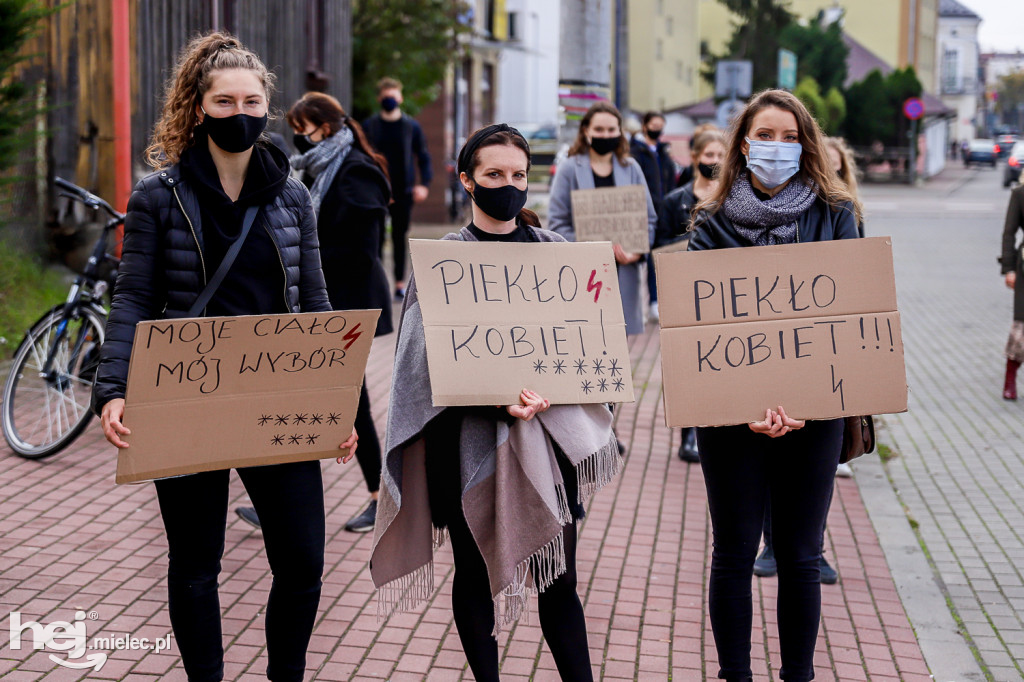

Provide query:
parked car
left=965, top=139, right=997, bottom=167
left=996, top=134, right=1017, bottom=160
left=1004, top=141, right=1024, bottom=187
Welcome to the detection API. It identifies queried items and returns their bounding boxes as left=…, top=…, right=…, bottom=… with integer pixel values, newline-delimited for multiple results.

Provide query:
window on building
left=667, top=16, right=673, bottom=36
left=657, top=39, right=662, bottom=61
left=656, top=0, right=663, bottom=14
left=508, top=11, right=518, bottom=41
left=943, top=48, right=958, bottom=92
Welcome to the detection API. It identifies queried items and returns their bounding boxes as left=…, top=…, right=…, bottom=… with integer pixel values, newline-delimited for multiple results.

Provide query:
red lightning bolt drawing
left=342, top=323, right=363, bottom=350
left=587, top=269, right=603, bottom=303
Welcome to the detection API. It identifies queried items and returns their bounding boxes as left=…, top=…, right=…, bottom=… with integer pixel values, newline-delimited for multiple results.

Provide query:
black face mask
left=470, top=182, right=528, bottom=222
left=381, top=96, right=399, bottom=112
left=590, top=135, right=620, bottom=156
left=646, top=128, right=663, bottom=141
left=201, top=110, right=268, bottom=153
left=698, top=162, right=719, bottom=179
left=293, top=133, right=317, bottom=154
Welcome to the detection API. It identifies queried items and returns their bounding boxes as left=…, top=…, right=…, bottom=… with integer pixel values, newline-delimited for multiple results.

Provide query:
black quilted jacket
left=92, top=161, right=331, bottom=412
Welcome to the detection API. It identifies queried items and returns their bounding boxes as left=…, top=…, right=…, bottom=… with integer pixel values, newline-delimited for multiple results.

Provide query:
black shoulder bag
left=186, top=205, right=260, bottom=318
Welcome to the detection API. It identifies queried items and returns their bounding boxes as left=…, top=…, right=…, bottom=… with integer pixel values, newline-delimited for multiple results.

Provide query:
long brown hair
left=145, top=31, right=276, bottom=168
left=459, top=126, right=541, bottom=228
left=695, top=89, right=854, bottom=218
left=568, top=101, right=630, bottom=163
left=825, top=136, right=863, bottom=224
left=286, top=91, right=389, bottom=181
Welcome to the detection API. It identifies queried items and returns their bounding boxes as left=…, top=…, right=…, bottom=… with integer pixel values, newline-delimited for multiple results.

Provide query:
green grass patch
left=0, top=239, right=71, bottom=359
left=876, top=443, right=896, bottom=462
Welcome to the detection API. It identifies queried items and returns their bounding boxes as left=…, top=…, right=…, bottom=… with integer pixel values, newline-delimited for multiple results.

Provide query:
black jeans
left=154, top=461, right=325, bottom=682
left=353, top=383, right=382, bottom=493
left=447, top=513, right=593, bottom=681
left=696, top=419, right=842, bottom=682
left=384, top=194, right=413, bottom=283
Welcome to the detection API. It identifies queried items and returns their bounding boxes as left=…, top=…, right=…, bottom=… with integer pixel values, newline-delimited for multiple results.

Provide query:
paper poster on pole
left=409, top=239, right=635, bottom=406
left=116, top=310, right=380, bottom=484
left=570, top=185, right=650, bottom=254
left=655, top=237, right=907, bottom=428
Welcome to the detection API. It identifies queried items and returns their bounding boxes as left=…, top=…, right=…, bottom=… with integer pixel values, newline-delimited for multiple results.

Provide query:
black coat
left=1000, top=184, right=1024, bottom=321
left=361, top=114, right=433, bottom=194
left=656, top=181, right=698, bottom=248
left=688, top=195, right=860, bottom=251
left=630, top=136, right=676, bottom=211
left=93, top=156, right=331, bottom=411
left=316, top=147, right=394, bottom=336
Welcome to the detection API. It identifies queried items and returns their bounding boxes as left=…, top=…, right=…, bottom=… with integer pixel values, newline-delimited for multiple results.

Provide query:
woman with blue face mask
left=686, top=90, right=859, bottom=682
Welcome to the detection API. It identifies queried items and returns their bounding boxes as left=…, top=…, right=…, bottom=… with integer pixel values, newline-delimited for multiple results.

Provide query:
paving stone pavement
left=863, top=166, right=1024, bottom=682
left=0, top=185, right=966, bottom=680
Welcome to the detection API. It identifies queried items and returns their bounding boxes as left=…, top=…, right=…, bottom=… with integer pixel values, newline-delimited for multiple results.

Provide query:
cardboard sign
left=655, top=237, right=907, bottom=427
left=570, top=185, right=650, bottom=253
left=116, top=310, right=380, bottom=484
left=409, top=239, right=635, bottom=406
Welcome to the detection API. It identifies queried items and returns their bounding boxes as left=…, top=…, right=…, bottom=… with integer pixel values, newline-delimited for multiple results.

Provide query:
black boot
left=677, top=428, right=699, bottom=462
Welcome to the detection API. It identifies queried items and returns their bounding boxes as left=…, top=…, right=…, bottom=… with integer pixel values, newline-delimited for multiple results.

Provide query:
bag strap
left=187, top=205, right=260, bottom=318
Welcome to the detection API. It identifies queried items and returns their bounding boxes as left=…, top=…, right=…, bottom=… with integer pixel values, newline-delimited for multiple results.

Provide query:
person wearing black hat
left=368, top=124, right=621, bottom=681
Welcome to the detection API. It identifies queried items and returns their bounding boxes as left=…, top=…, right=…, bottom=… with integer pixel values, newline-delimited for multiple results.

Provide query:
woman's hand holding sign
left=102, top=398, right=131, bottom=449
left=337, top=428, right=359, bottom=464
left=612, top=243, right=642, bottom=265
left=748, top=406, right=805, bottom=438
left=506, top=389, right=551, bottom=421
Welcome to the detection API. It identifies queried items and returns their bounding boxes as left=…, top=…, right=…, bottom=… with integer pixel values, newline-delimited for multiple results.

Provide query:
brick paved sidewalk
left=0, top=295, right=934, bottom=680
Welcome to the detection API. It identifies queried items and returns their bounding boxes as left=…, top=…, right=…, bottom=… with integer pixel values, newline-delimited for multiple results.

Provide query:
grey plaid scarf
left=723, top=172, right=817, bottom=245
left=289, top=125, right=354, bottom=213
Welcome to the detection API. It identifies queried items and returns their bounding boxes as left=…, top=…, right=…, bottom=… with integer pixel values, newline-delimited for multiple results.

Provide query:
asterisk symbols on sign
left=598, top=378, right=608, bottom=392
left=258, top=414, right=272, bottom=426
left=533, top=360, right=547, bottom=374
left=271, top=434, right=284, bottom=446
left=553, top=360, right=566, bottom=374
left=574, top=359, right=587, bottom=375
left=288, top=434, right=302, bottom=445
left=293, top=413, right=308, bottom=425
left=609, top=359, right=622, bottom=376
left=613, top=378, right=625, bottom=392
left=310, top=414, right=323, bottom=425
left=592, top=359, right=605, bottom=375
left=306, top=434, right=319, bottom=445
left=327, top=413, right=341, bottom=425
left=581, top=380, right=593, bottom=394
left=275, top=415, right=291, bottom=426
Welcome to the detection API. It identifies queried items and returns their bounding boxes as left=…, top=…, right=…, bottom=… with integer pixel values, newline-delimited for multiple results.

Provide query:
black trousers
left=696, top=419, right=842, bottom=682
left=154, top=461, right=325, bottom=682
left=447, top=513, right=593, bottom=681
left=353, top=383, right=382, bottom=493
left=384, top=194, right=413, bottom=283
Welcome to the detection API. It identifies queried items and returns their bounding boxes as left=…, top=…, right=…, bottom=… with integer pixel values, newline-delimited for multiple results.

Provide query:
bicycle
left=1, top=177, right=124, bottom=459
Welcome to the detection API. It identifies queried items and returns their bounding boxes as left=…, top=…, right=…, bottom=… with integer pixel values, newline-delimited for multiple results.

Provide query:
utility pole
left=558, top=0, right=613, bottom=149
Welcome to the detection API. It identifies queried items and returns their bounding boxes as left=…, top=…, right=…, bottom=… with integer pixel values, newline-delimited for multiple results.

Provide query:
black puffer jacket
left=93, top=152, right=331, bottom=411
left=688, top=195, right=859, bottom=250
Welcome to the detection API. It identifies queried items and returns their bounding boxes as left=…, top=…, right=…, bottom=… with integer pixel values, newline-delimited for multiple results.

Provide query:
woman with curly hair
left=94, top=31, right=356, bottom=682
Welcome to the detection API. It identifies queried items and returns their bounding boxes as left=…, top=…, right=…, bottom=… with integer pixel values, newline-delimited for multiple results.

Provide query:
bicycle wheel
left=2, top=305, right=106, bottom=459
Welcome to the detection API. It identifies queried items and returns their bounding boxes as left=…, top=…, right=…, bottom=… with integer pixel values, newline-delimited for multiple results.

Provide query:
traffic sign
left=715, top=61, right=753, bottom=99
left=903, top=97, right=924, bottom=120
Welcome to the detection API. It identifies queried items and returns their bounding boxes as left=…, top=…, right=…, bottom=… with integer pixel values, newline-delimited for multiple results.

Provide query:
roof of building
left=938, top=0, right=981, bottom=19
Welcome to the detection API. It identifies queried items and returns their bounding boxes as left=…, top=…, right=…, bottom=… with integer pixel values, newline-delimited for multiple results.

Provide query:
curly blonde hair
left=145, top=31, right=277, bottom=168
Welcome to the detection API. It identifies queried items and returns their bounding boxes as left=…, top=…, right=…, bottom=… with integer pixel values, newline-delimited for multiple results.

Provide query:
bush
left=0, top=237, right=70, bottom=358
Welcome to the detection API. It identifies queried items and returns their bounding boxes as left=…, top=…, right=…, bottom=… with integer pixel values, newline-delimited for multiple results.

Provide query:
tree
left=823, top=86, right=846, bottom=135
left=704, top=0, right=796, bottom=93
left=351, top=0, right=473, bottom=120
left=778, top=16, right=848, bottom=93
left=996, top=71, right=1024, bottom=130
left=0, top=0, right=57, bottom=182
left=792, top=75, right=844, bottom=135
left=842, top=67, right=922, bottom=147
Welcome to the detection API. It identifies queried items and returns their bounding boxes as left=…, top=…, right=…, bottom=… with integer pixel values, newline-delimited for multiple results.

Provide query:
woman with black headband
left=370, top=124, right=621, bottom=681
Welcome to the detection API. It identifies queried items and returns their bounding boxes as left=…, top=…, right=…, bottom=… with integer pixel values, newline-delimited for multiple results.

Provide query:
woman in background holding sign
left=370, top=124, right=621, bottom=681
left=93, top=32, right=356, bottom=682
left=687, top=89, right=858, bottom=682
left=548, top=102, right=657, bottom=336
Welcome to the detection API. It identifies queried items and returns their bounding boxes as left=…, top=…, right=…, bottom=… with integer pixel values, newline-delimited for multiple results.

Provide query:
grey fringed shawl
left=369, top=226, right=621, bottom=634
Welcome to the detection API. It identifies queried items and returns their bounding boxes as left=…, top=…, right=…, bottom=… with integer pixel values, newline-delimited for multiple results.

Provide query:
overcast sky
left=962, top=0, right=1024, bottom=53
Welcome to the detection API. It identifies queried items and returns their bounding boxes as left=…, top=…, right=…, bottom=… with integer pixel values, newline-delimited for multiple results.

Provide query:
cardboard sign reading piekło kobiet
left=116, top=310, right=380, bottom=484
left=570, top=185, right=650, bottom=254
left=655, top=237, right=907, bottom=427
left=410, top=239, right=635, bottom=406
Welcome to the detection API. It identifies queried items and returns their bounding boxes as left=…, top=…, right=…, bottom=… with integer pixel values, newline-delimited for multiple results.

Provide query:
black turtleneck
left=180, top=132, right=290, bottom=316
left=466, top=221, right=537, bottom=242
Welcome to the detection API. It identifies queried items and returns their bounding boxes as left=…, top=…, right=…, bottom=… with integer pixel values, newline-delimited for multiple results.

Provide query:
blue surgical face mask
left=744, top=138, right=802, bottom=189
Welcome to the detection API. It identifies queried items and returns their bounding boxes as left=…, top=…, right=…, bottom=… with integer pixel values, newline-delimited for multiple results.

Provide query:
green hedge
left=0, top=241, right=70, bottom=359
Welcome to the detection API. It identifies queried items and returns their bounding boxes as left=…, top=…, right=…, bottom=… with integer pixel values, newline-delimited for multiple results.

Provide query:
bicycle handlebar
left=54, top=177, right=124, bottom=222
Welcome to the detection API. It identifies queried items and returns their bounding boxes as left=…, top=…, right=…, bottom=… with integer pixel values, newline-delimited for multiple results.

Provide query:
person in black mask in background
left=362, top=77, right=432, bottom=301
left=630, top=112, right=675, bottom=322
left=93, top=32, right=357, bottom=682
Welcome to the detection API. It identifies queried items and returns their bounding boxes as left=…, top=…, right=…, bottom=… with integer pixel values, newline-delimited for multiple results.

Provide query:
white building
left=936, top=0, right=982, bottom=142
left=496, top=0, right=561, bottom=126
